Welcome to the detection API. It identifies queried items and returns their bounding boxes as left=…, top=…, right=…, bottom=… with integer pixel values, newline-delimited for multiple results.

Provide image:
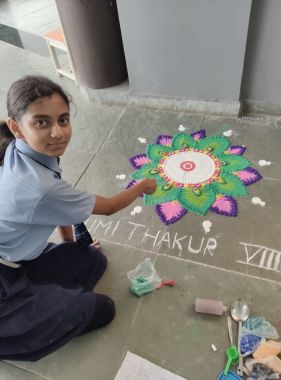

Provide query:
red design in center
left=180, top=161, right=196, bottom=172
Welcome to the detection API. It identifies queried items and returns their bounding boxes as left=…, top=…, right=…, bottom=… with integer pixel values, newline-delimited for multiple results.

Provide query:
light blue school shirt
left=0, top=139, right=95, bottom=262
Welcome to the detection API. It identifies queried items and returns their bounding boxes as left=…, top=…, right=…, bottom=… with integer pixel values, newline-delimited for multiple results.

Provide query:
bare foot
left=91, top=238, right=101, bottom=250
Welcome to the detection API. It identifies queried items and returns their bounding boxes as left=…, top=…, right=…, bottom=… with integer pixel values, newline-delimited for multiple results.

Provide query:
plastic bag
left=246, top=357, right=281, bottom=378
left=242, top=316, right=279, bottom=340
left=127, top=258, right=162, bottom=297
left=240, top=334, right=262, bottom=356
left=247, top=363, right=273, bottom=380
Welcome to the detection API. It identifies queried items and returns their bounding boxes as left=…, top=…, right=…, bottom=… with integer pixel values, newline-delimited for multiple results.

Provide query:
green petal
left=131, top=162, right=159, bottom=180
left=211, top=172, right=248, bottom=196
left=178, top=186, right=216, bottom=215
left=144, top=178, right=180, bottom=206
left=146, top=144, right=172, bottom=161
left=171, top=133, right=197, bottom=150
left=196, top=136, right=230, bottom=155
left=217, top=153, right=252, bottom=173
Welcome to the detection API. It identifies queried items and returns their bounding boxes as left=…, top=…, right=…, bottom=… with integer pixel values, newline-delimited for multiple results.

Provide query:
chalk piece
left=211, top=344, right=218, bottom=352
left=138, top=137, right=147, bottom=143
left=178, top=125, right=186, bottom=131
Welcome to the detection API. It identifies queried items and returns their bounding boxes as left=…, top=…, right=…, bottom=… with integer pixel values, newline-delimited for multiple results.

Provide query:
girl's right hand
left=93, top=178, right=157, bottom=216
left=139, top=178, right=157, bottom=195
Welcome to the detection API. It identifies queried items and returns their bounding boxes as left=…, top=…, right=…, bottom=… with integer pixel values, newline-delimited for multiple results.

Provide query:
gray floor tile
left=0, top=41, right=54, bottom=92
left=61, top=104, right=125, bottom=184
left=0, top=361, right=46, bottom=380
left=1, top=0, right=59, bottom=36
left=76, top=107, right=281, bottom=282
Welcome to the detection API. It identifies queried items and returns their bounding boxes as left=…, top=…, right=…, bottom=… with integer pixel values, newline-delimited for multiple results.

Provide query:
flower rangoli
left=127, top=130, right=262, bottom=225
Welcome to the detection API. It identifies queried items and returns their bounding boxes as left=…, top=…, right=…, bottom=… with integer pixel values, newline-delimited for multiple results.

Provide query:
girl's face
left=11, top=93, right=72, bottom=157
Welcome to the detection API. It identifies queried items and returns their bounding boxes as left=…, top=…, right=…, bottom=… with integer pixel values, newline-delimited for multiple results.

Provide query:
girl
left=0, top=75, right=156, bottom=361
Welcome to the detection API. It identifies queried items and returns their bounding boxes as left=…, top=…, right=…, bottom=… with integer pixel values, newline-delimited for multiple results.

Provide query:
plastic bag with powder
left=242, top=316, right=279, bottom=340
left=127, top=258, right=162, bottom=297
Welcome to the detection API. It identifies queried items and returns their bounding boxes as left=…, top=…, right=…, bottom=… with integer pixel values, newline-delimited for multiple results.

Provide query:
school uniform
left=0, top=139, right=115, bottom=361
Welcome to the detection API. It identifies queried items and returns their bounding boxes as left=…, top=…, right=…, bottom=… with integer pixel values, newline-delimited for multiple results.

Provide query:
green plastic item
left=127, top=259, right=162, bottom=297
left=129, top=276, right=156, bottom=297
left=223, top=346, right=239, bottom=376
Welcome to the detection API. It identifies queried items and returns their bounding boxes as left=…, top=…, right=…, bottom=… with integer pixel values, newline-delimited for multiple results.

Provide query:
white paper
left=114, top=351, right=187, bottom=380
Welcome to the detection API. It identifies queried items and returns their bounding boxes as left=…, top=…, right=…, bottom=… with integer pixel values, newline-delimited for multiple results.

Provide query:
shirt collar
left=15, top=139, right=62, bottom=176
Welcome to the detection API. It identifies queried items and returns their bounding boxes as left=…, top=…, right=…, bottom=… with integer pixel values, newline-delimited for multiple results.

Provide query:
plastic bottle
left=195, top=298, right=227, bottom=316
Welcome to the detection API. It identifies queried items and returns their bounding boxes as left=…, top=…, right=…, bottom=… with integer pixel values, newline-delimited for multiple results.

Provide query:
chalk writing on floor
left=238, top=116, right=271, bottom=127
left=237, top=242, right=281, bottom=274
left=86, top=218, right=217, bottom=258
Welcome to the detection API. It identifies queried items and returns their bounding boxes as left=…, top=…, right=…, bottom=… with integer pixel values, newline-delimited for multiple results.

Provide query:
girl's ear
left=7, top=118, right=24, bottom=139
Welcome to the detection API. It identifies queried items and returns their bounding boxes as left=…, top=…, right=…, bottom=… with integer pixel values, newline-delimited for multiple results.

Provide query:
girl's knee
left=89, top=247, right=107, bottom=270
left=80, top=294, right=115, bottom=335
left=95, top=294, right=116, bottom=326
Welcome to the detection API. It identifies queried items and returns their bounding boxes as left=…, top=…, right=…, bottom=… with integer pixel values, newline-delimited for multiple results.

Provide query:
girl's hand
left=139, top=178, right=157, bottom=195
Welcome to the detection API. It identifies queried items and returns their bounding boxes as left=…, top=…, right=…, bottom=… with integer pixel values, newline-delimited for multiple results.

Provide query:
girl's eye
left=34, top=120, right=48, bottom=128
left=59, top=117, right=70, bottom=125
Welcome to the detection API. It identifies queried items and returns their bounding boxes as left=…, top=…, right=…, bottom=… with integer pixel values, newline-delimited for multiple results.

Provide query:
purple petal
left=126, top=179, right=143, bottom=197
left=155, top=201, right=188, bottom=225
left=210, top=196, right=237, bottom=217
left=235, top=167, right=262, bottom=186
left=129, top=154, right=151, bottom=169
left=226, top=145, right=246, bottom=155
left=190, top=129, right=206, bottom=140
left=156, top=135, right=172, bottom=146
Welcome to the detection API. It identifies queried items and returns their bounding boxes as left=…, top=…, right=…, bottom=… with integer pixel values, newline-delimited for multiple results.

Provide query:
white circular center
left=163, top=151, right=216, bottom=184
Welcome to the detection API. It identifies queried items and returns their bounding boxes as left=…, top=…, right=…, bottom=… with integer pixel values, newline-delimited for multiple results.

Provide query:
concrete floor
left=1, top=2, right=281, bottom=380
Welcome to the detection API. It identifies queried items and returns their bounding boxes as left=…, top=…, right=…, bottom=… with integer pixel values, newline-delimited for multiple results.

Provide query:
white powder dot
left=138, top=137, right=147, bottom=143
left=178, top=125, right=186, bottom=131
left=252, top=197, right=266, bottom=207
left=130, top=206, right=143, bottom=216
left=223, top=130, right=233, bottom=137
left=202, top=220, right=212, bottom=233
left=258, top=160, right=271, bottom=167
left=134, top=206, right=143, bottom=214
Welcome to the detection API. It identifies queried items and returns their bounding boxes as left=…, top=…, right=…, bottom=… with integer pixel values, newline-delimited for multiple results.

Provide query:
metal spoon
left=231, top=298, right=250, bottom=376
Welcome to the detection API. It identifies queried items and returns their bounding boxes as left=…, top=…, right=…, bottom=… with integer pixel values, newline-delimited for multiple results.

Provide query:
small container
left=195, top=298, right=227, bottom=316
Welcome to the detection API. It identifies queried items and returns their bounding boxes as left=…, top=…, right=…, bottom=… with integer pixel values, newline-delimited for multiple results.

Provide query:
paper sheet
left=114, top=351, right=187, bottom=380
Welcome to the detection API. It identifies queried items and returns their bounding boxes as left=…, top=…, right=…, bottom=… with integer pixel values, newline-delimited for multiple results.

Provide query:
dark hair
left=0, top=75, right=71, bottom=165
left=0, top=120, right=14, bottom=165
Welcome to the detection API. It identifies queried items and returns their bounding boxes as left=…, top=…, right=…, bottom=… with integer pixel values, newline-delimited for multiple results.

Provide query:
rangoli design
left=127, top=130, right=262, bottom=225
